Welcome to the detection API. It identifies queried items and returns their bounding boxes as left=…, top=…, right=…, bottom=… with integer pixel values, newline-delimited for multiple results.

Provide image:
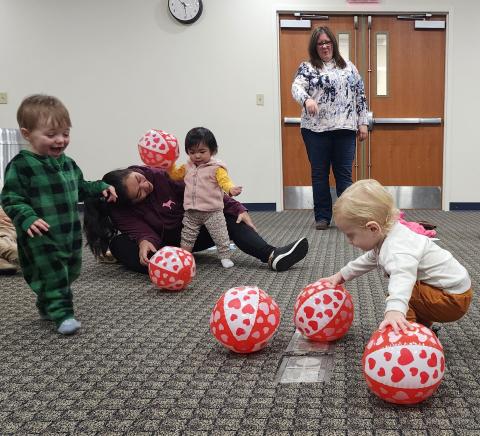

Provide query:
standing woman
left=292, top=26, right=368, bottom=230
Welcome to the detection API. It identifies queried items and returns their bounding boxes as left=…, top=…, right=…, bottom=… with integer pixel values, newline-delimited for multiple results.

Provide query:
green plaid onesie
left=1, top=150, right=108, bottom=326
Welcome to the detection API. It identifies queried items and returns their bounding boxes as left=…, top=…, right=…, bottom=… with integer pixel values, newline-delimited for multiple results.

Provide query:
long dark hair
left=308, top=26, right=347, bottom=70
left=83, top=168, right=134, bottom=257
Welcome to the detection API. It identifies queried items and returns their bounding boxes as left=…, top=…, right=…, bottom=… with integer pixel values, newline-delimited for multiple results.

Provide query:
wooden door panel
left=371, top=17, right=445, bottom=116
left=282, top=124, right=309, bottom=185
left=370, top=126, right=443, bottom=185
left=369, top=16, right=445, bottom=187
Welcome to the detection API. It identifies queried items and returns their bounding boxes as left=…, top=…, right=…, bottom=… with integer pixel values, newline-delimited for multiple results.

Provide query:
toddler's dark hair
left=184, top=127, right=218, bottom=154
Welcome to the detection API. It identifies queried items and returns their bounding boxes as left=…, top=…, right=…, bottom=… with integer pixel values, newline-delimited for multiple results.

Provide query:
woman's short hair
left=185, top=127, right=218, bottom=154
left=308, top=26, right=347, bottom=70
left=17, top=94, right=71, bottom=131
left=333, top=179, right=399, bottom=232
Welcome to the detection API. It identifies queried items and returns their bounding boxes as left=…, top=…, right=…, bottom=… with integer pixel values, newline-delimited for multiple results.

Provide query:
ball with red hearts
left=294, top=280, right=354, bottom=341
left=148, top=246, right=196, bottom=291
left=138, top=129, right=179, bottom=169
left=210, top=286, right=281, bottom=353
left=362, top=323, right=445, bottom=404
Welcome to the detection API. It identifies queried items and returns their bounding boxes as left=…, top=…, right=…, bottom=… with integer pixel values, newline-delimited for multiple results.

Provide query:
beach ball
left=148, top=246, right=196, bottom=290
left=294, top=280, right=354, bottom=341
left=362, top=323, right=445, bottom=404
left=210, top=286, right=281, bottom=353
left=138, top=129, right=179, bottom=169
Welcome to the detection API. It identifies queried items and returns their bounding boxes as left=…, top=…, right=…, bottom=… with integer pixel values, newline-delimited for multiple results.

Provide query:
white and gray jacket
left=292, top=59, right=368, bottom=133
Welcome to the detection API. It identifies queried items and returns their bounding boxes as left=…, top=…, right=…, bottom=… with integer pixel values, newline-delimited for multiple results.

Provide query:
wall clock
left=168, top=0, right=203, bottom=24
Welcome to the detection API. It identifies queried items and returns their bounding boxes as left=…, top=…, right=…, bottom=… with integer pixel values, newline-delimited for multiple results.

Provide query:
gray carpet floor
left=1, top=210, right=480, bottom=435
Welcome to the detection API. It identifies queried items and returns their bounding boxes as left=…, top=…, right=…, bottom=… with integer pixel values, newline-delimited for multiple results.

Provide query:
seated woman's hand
left=139, top=239, right=157, bottom=266
left=0, top=208, right=12, bottom=226
left=236, top=212, right=257, bottom=232
left=378, top=310, right=414, bottom=335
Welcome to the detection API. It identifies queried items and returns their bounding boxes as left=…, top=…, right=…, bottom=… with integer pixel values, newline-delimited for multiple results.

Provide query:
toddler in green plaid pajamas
left=1, top=95, right=117, bottom=335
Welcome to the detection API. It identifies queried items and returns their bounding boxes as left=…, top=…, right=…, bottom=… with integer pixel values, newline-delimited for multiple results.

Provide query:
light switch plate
left=0, top=93, right=8, bottom=104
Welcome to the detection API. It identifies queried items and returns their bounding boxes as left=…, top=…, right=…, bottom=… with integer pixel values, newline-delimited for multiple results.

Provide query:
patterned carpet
left=1, top=210, right=480, bottom=435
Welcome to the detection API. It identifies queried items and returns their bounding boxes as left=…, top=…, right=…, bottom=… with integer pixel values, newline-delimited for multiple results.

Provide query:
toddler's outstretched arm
left=318, top=271, right=345, bottom=286
left=229, top=186, right=242, bottom=196
left=27, top=218, right=50, bottom=238
left=102, top=186, right=117, bottom=202
left=379, top=310, right=414, bottom=334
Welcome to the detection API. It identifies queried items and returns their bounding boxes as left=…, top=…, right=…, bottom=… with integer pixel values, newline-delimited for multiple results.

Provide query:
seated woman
left=0, top=206, right=19, bottom=274
left=84, top=165, right=308, bottom=273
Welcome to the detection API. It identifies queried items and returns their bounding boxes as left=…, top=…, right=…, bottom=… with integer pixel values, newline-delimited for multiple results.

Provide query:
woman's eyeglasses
left=317, top=41, right=332, bottom=47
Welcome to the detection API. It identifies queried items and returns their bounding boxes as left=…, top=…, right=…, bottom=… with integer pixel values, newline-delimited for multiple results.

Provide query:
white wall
left=1, top=0, right=479, bottom=209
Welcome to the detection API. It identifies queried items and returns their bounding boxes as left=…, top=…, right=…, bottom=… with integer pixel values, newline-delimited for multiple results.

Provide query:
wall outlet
left=256, top=94, right=264, bottom=106
left=0, top=93, right=8, bottom=104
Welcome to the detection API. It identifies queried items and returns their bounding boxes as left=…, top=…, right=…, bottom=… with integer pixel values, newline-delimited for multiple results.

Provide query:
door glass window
left=338, top=33, right=350, bottom=61
left=376, top=33, right=388, bottom=96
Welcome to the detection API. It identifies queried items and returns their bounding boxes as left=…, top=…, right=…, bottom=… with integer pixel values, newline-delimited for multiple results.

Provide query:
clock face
left=168, top=0, right=203, bottom=24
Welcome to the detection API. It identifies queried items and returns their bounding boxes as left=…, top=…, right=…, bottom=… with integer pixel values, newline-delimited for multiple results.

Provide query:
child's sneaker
left=221, top=258, right=234, bottom=268
left=57, top=318, right=81, bottom=335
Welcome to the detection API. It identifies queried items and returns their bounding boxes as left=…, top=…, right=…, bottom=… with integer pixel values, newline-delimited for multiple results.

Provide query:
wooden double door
left=280, top=13, right=446, bottom=209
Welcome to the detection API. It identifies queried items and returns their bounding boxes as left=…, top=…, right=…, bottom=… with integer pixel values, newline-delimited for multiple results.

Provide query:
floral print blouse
left=291, top=59, right=368, bottom=133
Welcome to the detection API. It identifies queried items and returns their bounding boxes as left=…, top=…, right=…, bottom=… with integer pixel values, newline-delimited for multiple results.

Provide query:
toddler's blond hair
left=17, top=94, right=71, bottom=132
left=333, top=179, right=399, bottom=232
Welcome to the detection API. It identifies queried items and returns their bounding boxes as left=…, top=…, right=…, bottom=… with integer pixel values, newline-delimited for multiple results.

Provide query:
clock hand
left=179, top=0, right=187, bottom=13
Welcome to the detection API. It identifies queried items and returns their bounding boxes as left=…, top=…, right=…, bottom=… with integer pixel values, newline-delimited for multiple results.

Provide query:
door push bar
left=366, top=111, right=442, bottom=130
left=283, top=112, right=442, bottom=130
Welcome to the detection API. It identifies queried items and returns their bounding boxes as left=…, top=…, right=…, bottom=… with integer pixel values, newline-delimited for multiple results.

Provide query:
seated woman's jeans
left=109, top=215, right=275, bottom=273
left=301, top=128, right=356, bottom=223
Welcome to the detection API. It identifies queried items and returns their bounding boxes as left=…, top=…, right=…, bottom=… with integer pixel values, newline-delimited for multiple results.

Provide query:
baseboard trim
left=244, top=203, right=276, bottom=211
left=450, top=202, right=480, bottom=211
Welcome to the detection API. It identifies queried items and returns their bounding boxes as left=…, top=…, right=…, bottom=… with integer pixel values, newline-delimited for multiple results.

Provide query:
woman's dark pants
left=109, top=215, right=275, bottom=273
left=301, top=128, right=356, bottom=224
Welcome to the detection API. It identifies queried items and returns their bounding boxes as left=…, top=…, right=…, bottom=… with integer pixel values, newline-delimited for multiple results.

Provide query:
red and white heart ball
left=294, top=280, right=354, bottom=341
left=210, top=286, right=280, bottom=353
left=138, top=129, right=179, bottom=169
left=362, top=323, right=445, bottom=404
left=148, top=246, right=196, bottom=291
